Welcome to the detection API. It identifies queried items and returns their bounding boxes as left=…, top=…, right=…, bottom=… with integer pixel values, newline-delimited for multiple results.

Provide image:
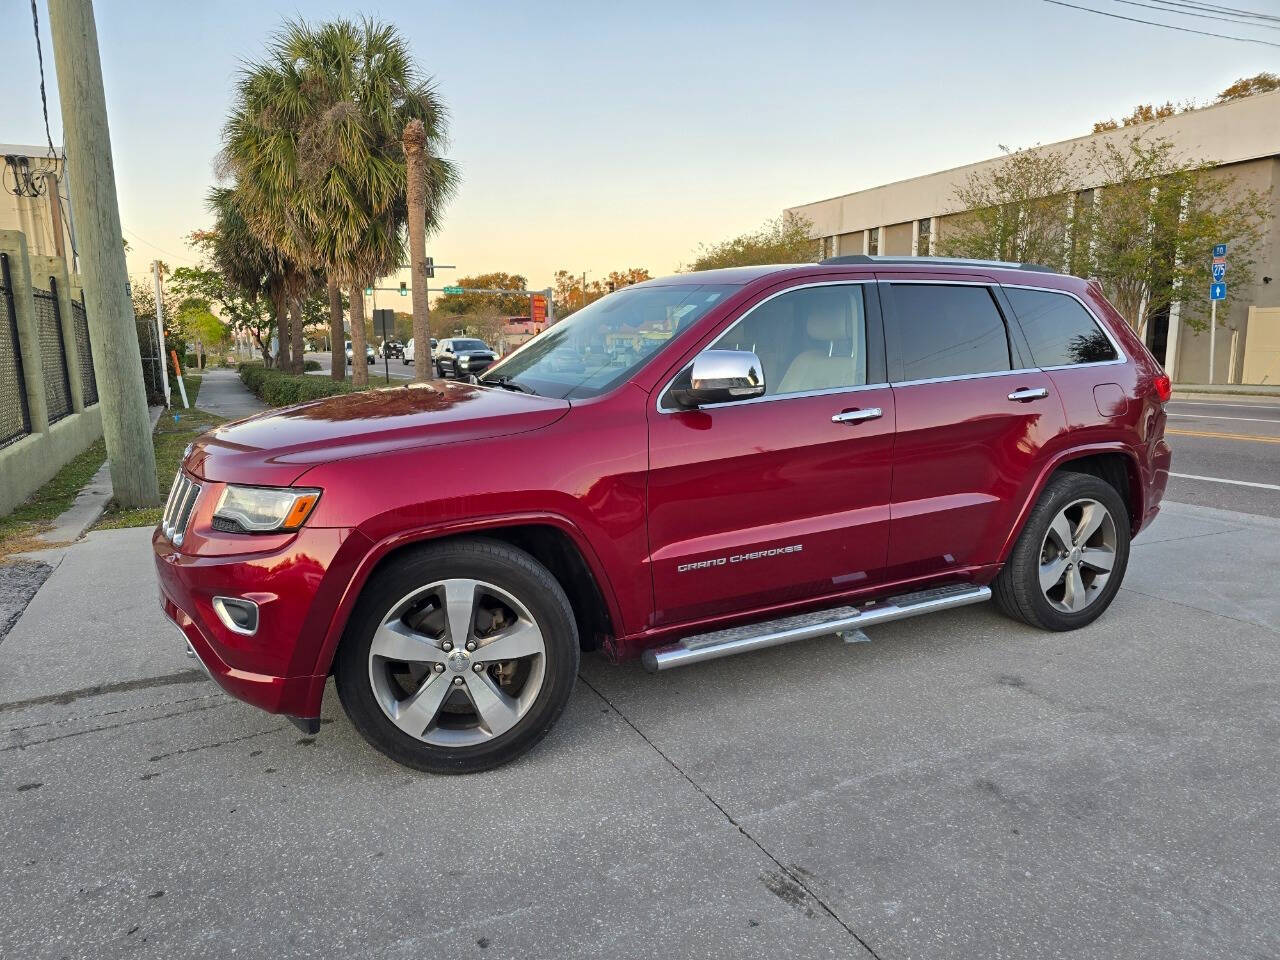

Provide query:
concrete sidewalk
left=1, top=501, right=1277, bottom=959
left=193, top=367, right=268, bottom=419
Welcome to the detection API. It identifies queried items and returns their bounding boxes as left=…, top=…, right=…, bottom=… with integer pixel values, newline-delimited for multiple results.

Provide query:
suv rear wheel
left=335, top=538, right=579, bottom=773
left=993, top=472, right=1130, bottom=631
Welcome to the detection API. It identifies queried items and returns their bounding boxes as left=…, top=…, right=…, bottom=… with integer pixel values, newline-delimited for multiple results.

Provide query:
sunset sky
left=1, top=0, right=1273, bottom=297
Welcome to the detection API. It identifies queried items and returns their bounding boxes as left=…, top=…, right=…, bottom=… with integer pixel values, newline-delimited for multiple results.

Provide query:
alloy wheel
left=367, top=578, right=547, bottom=747
left=1038, top=498, right=1118, bottom=613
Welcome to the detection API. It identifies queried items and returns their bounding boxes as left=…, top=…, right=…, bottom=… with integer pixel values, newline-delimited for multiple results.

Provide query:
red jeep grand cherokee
left=155, top=257, right=1171, bottom=773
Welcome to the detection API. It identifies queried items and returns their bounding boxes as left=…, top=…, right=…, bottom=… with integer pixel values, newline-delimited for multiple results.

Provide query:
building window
left=868, top=227, right=880, bottom=256
left=917, top=218, right=931, bottom=256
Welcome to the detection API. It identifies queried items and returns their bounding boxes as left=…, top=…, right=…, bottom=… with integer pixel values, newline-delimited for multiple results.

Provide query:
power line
left=1112, top=0, right=1280, bottom=30
left=121, top=226, right=197, bottom=265
left=1154, top=0, right=1280, bottom=23
left=1042, top=0, right=1280, bottom=46
left=28, top=0, right=58, bottom=159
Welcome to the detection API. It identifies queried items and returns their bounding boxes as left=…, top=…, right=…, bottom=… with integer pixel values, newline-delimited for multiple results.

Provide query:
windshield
left=453, top=339, right=488, bottom=351
left=482, top=283, right=736, bottom=399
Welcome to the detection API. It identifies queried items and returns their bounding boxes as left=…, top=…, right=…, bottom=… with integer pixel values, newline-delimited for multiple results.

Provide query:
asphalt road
left=3, top=500, right=1279, bottom=959
left=305, top=350, right=416, bottom=382
left=1163, top=394, right=1280, bottom=518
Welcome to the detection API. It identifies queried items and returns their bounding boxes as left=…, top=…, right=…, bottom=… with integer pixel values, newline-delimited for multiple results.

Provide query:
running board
left=641, top=584, right=991, bottom=672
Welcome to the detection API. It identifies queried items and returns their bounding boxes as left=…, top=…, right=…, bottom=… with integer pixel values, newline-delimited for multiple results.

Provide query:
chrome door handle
left=1007, top=387, right=1048, bottom=402
left=832, top=407, right=883, bottom=424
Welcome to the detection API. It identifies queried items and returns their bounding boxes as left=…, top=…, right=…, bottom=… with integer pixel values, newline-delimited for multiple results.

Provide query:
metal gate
left=135, top=312, right=165, bottom=403
left=33, top=278, right=72, bottom=423
left=71, top=294, right=98, bottom=406
left=0, top=253, right=31, bottom=448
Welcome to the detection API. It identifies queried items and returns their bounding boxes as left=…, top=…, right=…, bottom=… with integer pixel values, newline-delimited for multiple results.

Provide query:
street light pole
left=48, top=0, right=158, bottom=507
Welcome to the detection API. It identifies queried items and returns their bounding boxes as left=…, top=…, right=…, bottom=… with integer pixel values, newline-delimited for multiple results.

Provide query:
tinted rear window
left=891, top=284, right=1011, bottom=381
left=1005, top=288, right=1118, bottom=366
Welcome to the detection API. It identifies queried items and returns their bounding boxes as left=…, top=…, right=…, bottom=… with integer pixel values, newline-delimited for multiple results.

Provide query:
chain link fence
left=33, top=284, right=71, bottom=423
left=71, top=296, right=98, bottom=406
left=0, top=253, right=32, bottom=449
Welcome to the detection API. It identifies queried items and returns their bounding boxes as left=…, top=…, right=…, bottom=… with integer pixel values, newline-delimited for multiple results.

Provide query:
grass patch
left=97, top=403, right=225, bottom=530
left=0, top=373, right=217, bottom=551
left=0, top=439, right=109, bottom=557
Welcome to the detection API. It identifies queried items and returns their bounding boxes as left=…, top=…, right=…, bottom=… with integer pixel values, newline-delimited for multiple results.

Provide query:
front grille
left=161, top=471, right=202, bottom=545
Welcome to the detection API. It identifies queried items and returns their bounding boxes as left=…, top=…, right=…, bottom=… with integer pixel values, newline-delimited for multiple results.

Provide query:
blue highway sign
left=1212, top=262, right=1226, bottom=282
left=1213, top=243, right=1227, bottom=258
left=1209, top=282, right=1227, bottom=301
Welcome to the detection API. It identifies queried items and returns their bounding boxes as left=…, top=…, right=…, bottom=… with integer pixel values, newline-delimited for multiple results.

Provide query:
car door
left=646, top=280, right=896, bottom=627
left=880, top=276, right=1066, bottom=579
left=439, top=340, right=454, bottom=374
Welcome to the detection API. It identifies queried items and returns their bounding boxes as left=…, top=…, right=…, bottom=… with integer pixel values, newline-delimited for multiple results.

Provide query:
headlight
left=458, top=356, right=471, bottom=366
left=213, top=485, right=321, bottom=533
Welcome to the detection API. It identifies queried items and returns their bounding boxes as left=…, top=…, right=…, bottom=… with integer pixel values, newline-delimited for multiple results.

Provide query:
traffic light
left=364, top=285, right=373, bottom=296
left=399, top=281, right=408, bottom=296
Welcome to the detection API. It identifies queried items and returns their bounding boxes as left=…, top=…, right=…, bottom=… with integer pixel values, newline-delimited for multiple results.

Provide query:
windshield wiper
left=481, top=374, right=536, bottom=395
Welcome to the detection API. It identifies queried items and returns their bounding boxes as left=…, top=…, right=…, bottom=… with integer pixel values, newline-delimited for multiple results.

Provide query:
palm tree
left=275, top=17, right=459, bottom=387
left=220, top=71, right=307, bottom=372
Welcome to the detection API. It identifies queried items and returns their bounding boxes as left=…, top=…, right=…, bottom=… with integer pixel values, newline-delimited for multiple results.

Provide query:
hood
left=187, top=380, right=569, bottom=486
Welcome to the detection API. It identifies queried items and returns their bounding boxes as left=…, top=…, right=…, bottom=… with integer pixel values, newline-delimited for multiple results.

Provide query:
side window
left=710, top=284, right=871, bottom=397
left=1005, top=287, right=1119, bottom=366
left=890, top=284, right=1011, bottom=381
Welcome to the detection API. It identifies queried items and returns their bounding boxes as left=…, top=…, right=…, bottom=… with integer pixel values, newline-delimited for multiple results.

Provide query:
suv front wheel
left=993, top=471, right=1130, bottom=631
left=335, top=539, right=580, bottom=773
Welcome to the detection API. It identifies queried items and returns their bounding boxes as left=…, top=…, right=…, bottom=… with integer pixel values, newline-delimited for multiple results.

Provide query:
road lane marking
left=1170, top=472, right=1280, bottom=491
left=1168, top=413, right=1280, bottom=424
left=1166, top=428, right=1280, bottom=444
left=1170, top=400, right=1280, bottom=410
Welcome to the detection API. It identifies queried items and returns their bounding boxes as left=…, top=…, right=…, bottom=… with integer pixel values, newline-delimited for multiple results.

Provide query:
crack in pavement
left=577, top=673, right=883, bottom=960
left=2, top=693, right=223, bottom=735
left=0, top=669, right=208, bottom=714
left=1119, top=585, right=1279, bottom=636
left=147, top=724, right=289, bottom=762
left=2, top=702, right=227, bottom=752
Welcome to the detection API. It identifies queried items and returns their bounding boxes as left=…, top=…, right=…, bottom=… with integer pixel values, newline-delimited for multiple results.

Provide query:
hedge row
left=239, top=362, right=355, bottom=406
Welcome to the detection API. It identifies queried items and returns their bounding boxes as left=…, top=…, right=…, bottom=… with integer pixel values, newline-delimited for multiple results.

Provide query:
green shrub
left=303, top=359, right=321, bottom=372
left=238, top=362, right=355, bottom=407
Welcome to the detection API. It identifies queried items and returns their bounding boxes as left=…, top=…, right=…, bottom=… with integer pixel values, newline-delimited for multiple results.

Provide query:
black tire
left=992, top=471, right=1130, bottom=631
left=334, top=538, right=580, bottom=774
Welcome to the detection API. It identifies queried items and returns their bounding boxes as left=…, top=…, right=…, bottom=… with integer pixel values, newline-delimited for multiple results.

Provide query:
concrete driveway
left=2, top=501, right=1278, bottom=959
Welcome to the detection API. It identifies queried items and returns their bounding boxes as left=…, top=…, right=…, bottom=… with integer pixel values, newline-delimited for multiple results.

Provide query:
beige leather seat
left=777, top=295, right=863, bottom=394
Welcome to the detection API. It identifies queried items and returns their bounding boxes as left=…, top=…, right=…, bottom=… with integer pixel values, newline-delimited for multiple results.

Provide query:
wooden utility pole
left=48, top=0, right=158, bottom=506
left=402, top=119, right=431, bottom=382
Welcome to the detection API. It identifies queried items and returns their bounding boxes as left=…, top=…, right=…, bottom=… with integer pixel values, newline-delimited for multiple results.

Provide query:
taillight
left=1152, top=373, right=1172, bottom=404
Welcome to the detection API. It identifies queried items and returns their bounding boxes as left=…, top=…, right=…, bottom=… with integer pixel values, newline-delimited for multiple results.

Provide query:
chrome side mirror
left=672, top=349, right=765, bottom=407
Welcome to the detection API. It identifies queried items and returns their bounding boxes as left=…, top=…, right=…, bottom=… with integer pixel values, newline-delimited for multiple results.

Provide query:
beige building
left=786, top=91, right=1280, bottom=385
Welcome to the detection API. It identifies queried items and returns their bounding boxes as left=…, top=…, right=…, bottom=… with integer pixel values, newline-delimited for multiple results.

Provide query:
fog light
left=212, top=596, right=259, bottom=636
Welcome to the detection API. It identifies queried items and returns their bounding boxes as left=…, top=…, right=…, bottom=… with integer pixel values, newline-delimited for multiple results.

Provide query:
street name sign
left=443, top=286, right=464, bottom=294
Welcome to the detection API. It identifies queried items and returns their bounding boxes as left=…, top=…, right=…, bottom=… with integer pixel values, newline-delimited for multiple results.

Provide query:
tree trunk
left=275, top=292, right=292, bottom=372
left=289, top=297, right=305, bottom=373
left=327, top=277, right=345, bottom=380
left=328, top=276, right=345, bottom=381
left=350, top=284, right=370, bottom=388
left=403, top=119, right=432, bottom=383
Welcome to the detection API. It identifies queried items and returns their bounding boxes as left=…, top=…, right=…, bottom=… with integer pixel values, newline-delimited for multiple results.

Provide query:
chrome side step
left=642, top=583, right=991, bottom=671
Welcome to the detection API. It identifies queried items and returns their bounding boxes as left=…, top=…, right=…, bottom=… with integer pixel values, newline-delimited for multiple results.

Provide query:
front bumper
left=153, top=524, right=359, bottom=720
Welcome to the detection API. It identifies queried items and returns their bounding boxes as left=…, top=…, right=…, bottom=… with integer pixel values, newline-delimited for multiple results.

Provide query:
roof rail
left=819, top=254, right=1058, bottom=274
